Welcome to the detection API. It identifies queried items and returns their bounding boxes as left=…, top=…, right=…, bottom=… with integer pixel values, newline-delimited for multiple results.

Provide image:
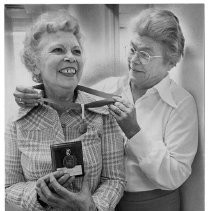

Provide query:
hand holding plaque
left=50, top=141, right=84, bottom=177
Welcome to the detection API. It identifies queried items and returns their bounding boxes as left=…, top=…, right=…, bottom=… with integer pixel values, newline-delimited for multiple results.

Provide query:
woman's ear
left=167, top=61, right=176, bottom=71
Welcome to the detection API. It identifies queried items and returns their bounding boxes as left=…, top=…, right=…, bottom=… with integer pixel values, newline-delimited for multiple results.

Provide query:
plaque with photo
left=50, top=141, right=84, bottom=177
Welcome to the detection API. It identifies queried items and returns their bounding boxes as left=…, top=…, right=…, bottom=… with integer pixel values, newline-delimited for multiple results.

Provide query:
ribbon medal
left=79, top=104, right=88, bottom=134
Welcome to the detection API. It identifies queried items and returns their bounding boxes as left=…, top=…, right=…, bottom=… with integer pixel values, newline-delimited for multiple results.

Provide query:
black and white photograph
left=51, top=141, right=84, bottom=176
left=4, top=3, right=204, bottom=211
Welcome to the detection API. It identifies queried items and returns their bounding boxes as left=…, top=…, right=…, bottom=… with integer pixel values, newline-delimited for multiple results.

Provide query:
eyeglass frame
left=130, top=48, right=163, bottom=65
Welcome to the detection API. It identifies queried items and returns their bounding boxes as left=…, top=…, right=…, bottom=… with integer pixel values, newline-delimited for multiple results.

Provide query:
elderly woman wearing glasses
left=13, top=8, right=198, bottom=211
left=6, top=10, right=126, bottom=211
left=95, top=8, right=198, bottom=211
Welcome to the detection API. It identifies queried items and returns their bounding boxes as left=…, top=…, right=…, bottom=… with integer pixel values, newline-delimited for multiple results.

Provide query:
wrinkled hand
left=36, top=170, right=75, bottom=207
left=49, top=169, right=75, bottom=190
left=36, top=173, right=97, bottom=211
left=36, top=170, right=74, bottom=191
left=108, top=96, right=140, bottom=139
left=13, top=86, right=42, bottom=108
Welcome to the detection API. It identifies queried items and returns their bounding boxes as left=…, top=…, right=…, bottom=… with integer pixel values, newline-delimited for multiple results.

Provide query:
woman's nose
left=130, top=54, right=141, bottom=65
left=64, top=52, right=76, bottom=63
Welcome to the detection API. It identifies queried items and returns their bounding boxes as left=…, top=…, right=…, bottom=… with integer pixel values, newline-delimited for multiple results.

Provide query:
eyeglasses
left=130, top=48, right=162, bottom=65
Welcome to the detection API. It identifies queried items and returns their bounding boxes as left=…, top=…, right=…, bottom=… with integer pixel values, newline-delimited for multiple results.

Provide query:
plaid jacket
left=5, top=91, right=126, bottom=211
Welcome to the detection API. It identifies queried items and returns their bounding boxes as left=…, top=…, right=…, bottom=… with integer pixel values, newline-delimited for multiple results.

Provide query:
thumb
left=81, top=172, right=90, bottom=193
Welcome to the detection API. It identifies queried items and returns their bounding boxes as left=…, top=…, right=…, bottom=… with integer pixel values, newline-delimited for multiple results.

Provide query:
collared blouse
left=92, top=75, right=198, bottom=191
left=5, top=91, right=126, bottom=211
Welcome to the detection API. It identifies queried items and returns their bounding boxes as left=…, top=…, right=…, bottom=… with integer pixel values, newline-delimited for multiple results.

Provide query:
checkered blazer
left=5, top=91, right=126, bottom=211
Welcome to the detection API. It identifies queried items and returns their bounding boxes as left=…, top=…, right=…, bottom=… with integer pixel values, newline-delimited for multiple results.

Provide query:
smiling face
left=35, top=31, right=84, bottom=94
left=128, top=34, right=172, bottom=90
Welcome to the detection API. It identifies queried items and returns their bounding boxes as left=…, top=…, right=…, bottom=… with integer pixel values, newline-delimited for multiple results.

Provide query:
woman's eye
left=51, top=48, right=64, bottom=53
left=72, top=49, right=81, bottom=55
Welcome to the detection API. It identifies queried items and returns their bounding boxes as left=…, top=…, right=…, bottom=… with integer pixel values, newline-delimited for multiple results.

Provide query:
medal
left=79, top=104, right=87, bottom=134
left=63, top=148, right=77, bottom=168
left=79, top=119, right=87, bottom=134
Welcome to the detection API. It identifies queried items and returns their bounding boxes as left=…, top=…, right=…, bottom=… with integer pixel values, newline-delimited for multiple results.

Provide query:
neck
left=130, top=82, right=147, bottom=103
left=44, top=85, right=76, bottom=115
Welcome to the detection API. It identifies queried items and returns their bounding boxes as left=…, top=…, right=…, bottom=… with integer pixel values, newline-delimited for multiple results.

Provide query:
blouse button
left=79, top=121, right=87, bottom=134
left=61, top=124, right=66, bottom=128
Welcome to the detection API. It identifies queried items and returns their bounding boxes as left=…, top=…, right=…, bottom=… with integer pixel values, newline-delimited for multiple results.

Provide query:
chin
left=57, top=81, right=78, bottom=91
left=130, top=72, right=146, bottom=84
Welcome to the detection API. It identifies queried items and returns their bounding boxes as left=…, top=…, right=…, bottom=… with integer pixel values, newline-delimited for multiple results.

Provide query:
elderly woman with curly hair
left=5, top=10, right=126, bottom=211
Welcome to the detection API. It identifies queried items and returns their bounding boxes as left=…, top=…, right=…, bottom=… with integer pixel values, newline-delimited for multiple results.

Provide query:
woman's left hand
left=36, top=173, right=97, bottom=211
left=108, top=96, right=141, bottom=139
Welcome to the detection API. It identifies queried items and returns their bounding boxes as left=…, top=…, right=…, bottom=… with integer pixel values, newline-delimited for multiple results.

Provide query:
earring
left=32, top=74, right=43, bottom=83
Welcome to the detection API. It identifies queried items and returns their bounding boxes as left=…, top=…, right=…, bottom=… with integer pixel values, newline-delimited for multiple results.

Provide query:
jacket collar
left=75, top=90, right=109, bottom=115
left=13, top=107, right=34, bottom=122
left=153, top=75, right=177, bottom=108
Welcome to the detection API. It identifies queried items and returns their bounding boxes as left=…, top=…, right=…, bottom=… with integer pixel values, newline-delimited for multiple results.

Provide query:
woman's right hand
left=36, top=170, right=75, bottom=191
left=37, top=173, right=95, bottom=211
left=49, top=172, right=75, bottom=189
left=13, top=86, right=42, bottom=108
left=36, top=170, right=76, bottom=208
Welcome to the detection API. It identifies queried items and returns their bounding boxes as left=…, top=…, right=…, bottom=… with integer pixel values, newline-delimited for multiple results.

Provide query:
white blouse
left=92, top=75, right=198, bottom=191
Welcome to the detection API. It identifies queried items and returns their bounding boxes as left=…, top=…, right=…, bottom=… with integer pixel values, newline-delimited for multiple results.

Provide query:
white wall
left=158, top=5, right=204, bottom=211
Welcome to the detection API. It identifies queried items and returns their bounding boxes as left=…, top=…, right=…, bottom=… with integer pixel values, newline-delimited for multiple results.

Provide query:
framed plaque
left=50, top=141, right=84, bottom=177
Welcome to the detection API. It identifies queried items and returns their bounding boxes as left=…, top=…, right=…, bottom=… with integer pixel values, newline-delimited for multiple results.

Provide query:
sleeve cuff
left=22, top=181, right=46, bottom=210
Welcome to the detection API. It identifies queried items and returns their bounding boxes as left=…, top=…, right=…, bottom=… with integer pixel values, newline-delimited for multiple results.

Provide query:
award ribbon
left=33, top=84, right=120, bottom=134
left=32, top=84, right=120, bottom=110
left=80, top=104, right=88, bottom=133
